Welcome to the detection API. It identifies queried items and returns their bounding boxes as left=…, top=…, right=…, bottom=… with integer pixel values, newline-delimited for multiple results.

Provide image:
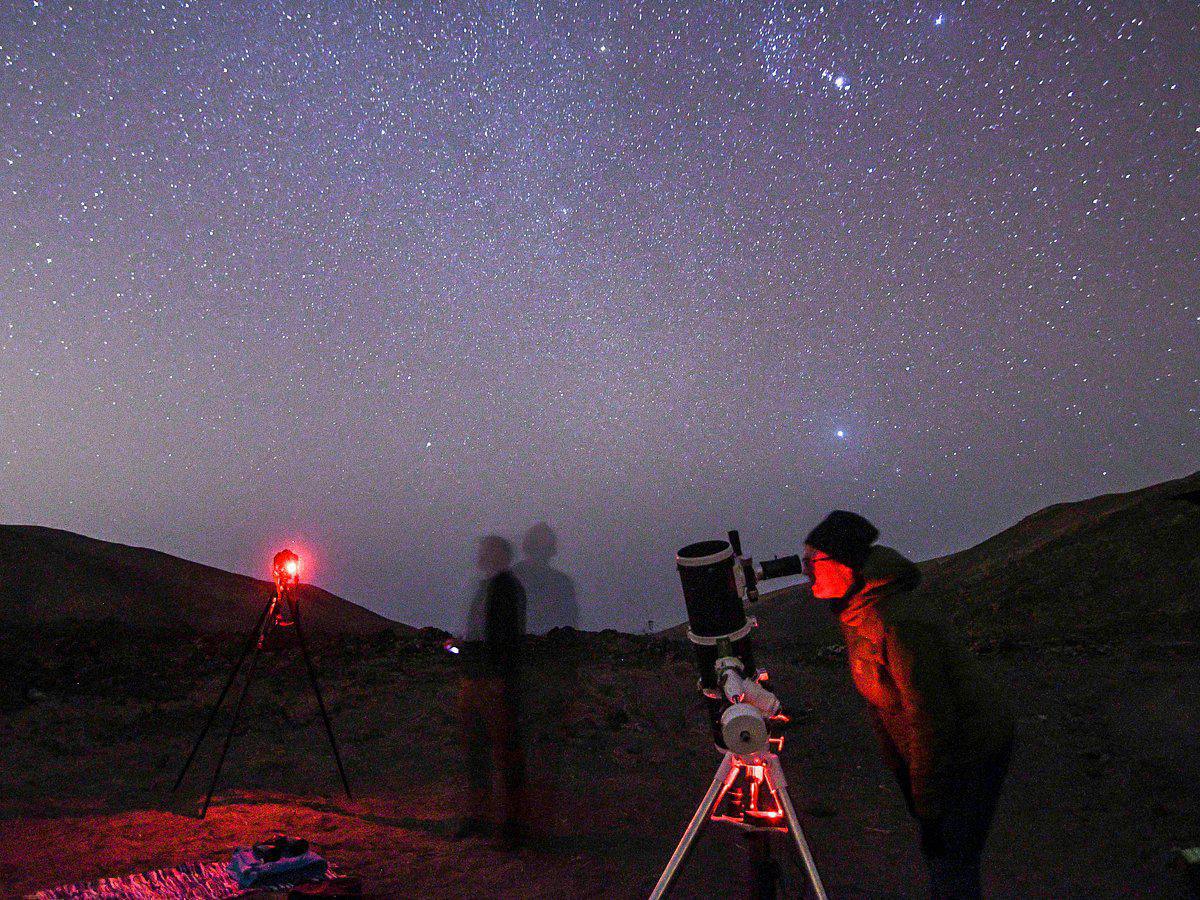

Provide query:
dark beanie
left=805, top=511, right=879, bottom=569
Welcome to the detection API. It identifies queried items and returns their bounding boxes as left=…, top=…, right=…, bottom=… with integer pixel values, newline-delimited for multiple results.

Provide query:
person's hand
left=918, top=816, right=947, bottom=858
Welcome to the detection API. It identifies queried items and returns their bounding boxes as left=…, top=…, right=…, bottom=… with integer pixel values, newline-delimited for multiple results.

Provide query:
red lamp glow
left=272, top=548, right=301, bottom=589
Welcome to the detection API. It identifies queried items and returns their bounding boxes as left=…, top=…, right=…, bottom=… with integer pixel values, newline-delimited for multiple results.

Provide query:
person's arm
left=885, top=622, right=958, bottom=823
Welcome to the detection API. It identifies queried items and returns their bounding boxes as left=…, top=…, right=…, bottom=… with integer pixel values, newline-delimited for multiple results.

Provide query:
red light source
left=272, top=548, right=301, bottom=588
left=710, top=754, right=788, bottom=830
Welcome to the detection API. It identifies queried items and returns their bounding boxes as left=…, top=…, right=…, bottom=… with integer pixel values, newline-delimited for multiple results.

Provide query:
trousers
left=924, top=737, right=1014, bottom=899
left=459, top=676, right=526, bottom=825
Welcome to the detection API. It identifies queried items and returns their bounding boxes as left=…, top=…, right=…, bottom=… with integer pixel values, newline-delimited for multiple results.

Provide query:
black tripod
left=172, top=560, right=352, bottom=818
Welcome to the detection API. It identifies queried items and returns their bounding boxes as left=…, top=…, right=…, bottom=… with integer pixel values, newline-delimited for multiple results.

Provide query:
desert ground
left=2, top=621, right=1197, bottom=898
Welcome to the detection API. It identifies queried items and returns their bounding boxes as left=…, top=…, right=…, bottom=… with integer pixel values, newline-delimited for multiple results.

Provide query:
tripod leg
left=290, top=595, right=353, bottom=801
left=766, top=755, right=828, bottom=900
left=650, top=752, right=735, bottom=900
left=172, top=599, right=272, bottom=793
left=199, top=631, right=267, bottom=818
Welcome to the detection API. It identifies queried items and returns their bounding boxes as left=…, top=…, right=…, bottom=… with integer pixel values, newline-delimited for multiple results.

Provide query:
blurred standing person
left=512, top=522, right=578, bottom=634
left=511, top=522, right=580, bottom=823
left=454, top=535, right=527, bottom=849
left=804, top=511, right=1015, bottom=899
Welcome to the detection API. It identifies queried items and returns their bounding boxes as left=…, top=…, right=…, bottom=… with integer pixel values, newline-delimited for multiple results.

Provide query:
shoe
left=451, top=817, right=487, bottom=840
left=496, top=821, right=525, bottom=851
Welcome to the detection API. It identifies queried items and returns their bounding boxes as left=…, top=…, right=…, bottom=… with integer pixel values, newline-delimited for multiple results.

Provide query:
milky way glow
left=0, top=2, right=1195, bottom=630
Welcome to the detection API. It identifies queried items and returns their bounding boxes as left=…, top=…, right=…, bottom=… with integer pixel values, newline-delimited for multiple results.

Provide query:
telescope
left=651, top=530, right=826, bottom=900
left=676, top=531, right=803, bottom=753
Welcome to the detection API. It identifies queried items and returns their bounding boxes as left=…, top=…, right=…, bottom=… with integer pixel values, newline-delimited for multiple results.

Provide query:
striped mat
left=30, top=860, right=331, bottom=899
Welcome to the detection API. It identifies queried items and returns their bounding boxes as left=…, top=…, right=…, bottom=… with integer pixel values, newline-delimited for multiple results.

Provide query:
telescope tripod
left=171, top=583, right=352, bottom=818
left=651, top=749, right=828, bottom=900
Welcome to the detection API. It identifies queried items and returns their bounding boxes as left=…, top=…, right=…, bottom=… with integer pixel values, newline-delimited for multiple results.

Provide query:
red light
left=710, top=757, right=789, bottom=832
left=272, top=548, right=301, bottom=586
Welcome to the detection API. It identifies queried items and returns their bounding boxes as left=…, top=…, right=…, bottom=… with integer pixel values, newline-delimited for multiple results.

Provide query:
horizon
left=7, top=464, right=1194, bottom=632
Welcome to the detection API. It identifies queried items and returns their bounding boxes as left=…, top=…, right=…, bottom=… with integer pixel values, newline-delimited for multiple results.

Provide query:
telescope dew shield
left=676, top=540, right=746, bottom=639
left=677, top=539, right=758, bottom=749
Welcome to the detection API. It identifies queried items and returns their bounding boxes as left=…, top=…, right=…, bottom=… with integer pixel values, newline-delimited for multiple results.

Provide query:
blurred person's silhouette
left=512, top=522, right=579, bottom=827
left=454, top=535, right=527, bottom=849
left=512, top=522, right=578, bottom=634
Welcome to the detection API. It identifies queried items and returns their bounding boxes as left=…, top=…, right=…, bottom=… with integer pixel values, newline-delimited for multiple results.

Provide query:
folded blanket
left=34, top=854, right=333, bottom=898
left=228, top=848, right=327, bottom=889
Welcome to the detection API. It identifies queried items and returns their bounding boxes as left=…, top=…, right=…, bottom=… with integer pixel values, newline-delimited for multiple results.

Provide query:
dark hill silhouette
left=0, top=525, right=398, bottom=634
left=921, top=468, right=1200, bottom=639
left=667, top=469, right=1200, bottom=643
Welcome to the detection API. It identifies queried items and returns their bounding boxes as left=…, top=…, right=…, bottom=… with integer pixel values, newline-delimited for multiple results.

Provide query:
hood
left=837, top=545, right=922, bottom=627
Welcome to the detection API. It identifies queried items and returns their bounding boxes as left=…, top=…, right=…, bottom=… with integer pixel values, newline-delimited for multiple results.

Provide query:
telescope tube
left=676, top=539, right=758, bottom=748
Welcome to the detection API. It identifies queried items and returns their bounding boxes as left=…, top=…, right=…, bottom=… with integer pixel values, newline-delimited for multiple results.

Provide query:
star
left=0, top=0, right=1191, bottom=632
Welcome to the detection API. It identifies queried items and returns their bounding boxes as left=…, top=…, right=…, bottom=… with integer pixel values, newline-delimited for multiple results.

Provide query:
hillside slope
left=691, top=470, right=1200, bottom=643
left=0, top=525, right=397, bottom=634
left=921, top=469, right=1200, bottom=638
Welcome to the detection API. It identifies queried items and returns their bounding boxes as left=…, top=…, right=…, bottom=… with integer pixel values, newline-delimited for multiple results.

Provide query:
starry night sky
left=1, top=2, right=1196, bottom=631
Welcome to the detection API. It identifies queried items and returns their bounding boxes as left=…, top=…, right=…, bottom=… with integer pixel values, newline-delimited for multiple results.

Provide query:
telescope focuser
left=727, top=531, right=807, bottom=608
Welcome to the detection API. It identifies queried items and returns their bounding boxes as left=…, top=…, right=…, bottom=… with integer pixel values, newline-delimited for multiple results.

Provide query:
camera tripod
left=650, top=742, right=828, bottom=900
left=171, top=575, right=352, bottom=818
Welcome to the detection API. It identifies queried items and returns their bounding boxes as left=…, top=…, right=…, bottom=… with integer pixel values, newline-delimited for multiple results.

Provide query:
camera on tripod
left=272, top=548, right=301, bottom=588
left=172, top=547, right=352, bottom=817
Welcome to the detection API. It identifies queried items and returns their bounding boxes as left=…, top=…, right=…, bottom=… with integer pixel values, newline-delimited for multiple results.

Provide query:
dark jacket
left=838, top=546, right=1014, bottom=821
left=461, top=570, right=526, bottom=679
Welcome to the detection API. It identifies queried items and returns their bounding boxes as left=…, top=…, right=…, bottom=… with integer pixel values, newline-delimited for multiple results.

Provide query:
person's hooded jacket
left=837, top=545, right=1014, bottom=823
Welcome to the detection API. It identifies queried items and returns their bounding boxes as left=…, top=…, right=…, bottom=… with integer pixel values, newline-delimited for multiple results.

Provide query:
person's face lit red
left=803, top=545, right=856, bottom=600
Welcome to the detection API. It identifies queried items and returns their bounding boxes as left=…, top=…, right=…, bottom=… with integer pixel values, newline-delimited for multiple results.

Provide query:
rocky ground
left=1, top=621, right=1198, bottom=898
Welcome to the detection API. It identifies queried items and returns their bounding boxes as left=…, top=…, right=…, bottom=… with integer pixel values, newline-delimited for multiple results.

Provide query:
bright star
left=935, top=14, right=944, bottom=26
left=836, top=429, right=846, bottom=438
left=833, top=75, right=846, bottom=89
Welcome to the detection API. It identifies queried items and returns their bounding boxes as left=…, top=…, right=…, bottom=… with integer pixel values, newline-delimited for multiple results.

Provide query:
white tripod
left=650, top=657, right=829, bottom=899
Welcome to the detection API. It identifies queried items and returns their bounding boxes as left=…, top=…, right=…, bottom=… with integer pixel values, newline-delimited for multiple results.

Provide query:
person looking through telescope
left=804, top=511, right=1015, bottom=900
left=453, top=535, right=528, bottom=850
